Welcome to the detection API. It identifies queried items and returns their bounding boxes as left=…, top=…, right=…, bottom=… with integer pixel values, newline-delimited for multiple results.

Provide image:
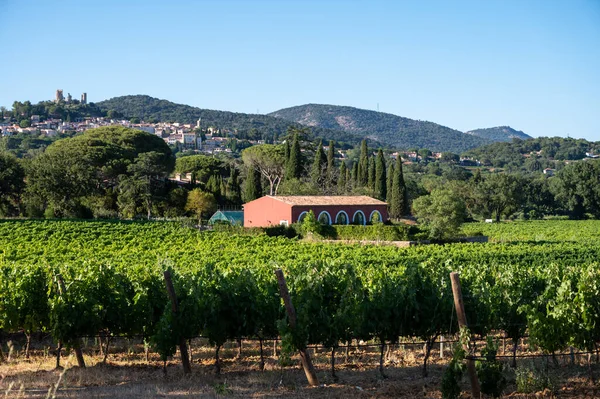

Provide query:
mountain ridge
left=465, top=126, right=531, bottom=142
left=96, top=95, right=366, bottom=145
left=268, top=103, right=493, bottom=153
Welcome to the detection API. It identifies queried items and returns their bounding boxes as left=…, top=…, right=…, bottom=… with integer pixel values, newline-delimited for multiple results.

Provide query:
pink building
left=243, top=196, right=388, bottom=227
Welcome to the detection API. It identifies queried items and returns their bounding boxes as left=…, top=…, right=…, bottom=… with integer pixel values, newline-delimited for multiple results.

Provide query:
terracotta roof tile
left=268, top=195, right=387, bottom=206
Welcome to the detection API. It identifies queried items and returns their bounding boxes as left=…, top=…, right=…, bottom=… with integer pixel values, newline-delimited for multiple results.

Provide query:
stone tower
left=55, top=89, right=64, bottom=103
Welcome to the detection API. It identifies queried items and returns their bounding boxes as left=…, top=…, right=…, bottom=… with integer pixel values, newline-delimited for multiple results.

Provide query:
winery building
left=243, top=195, right=388, bottom=227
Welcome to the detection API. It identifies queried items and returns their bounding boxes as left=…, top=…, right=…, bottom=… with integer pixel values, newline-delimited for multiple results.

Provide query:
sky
left=0, top=0, right=599, bottom=140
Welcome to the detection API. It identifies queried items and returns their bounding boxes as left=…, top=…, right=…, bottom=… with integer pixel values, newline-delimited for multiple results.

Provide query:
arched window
left=335, top=211, right=349, bottom=225
left=318, top=211, right=332, bottom=225
left=369, top=210, right=382, bottom=223
left=352, top=210, right=366, bottom=225
left=298, top=211, right=308, bottom=223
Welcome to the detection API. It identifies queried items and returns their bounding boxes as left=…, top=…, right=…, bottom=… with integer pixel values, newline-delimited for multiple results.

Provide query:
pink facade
left=243, top=196, right=388, bottom=227
left=243, top=196, right=293, bottom=227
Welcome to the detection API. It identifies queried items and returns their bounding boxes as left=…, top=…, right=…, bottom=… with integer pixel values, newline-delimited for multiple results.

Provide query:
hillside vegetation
left=96, top=95, right=364, bottom=145
left=465, top=126, right=531, bottom=142
left=462, top=136, right=600, bottom=169
left=269, top=103, right=492, bottom=153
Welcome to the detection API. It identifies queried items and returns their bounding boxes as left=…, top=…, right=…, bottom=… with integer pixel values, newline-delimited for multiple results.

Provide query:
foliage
left=242, top=144, right=286, bottom=196
left=0, top=152, right=25, bottom=216
left=389, top=158, right=407, bottom=218
left=552, top=159, right=600, bottom=218
left=441, top=345, right=465, bottom=399
left=25, top=126, right=174, bottom=218
left=466, top=126, right=531, bottom=142
left=412, top=189, right=466, bottom=240
left=0, top=219, right=600, bottom=372
left=476, top=338, right=507, bottom=398
left=185, top=189, right=217, bottom=223
left=463, top=136, right=599, bottom=169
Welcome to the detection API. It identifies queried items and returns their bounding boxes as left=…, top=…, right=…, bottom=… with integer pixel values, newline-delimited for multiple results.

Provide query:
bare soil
left=1, top=337, right=599, bottom=398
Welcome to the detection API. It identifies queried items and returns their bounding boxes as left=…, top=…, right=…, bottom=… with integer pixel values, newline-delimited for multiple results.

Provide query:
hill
left=96, top=95, right=363, bottom=145
left=268, top=104, right=492, bottom=153
left=462, top=136, right=600, bottom=169
left=465, top=126, right=531, bottom=142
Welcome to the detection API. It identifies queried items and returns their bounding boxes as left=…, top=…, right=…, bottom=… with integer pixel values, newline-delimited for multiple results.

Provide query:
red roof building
left=243, top=195, right=388, bottom=227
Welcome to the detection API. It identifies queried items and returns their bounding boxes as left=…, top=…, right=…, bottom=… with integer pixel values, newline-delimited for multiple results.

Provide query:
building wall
left=244, top=196, right=388, bottom=227
left=244, top=196, right=293, bottom=227
left=291, top=204, right=388, bottom=225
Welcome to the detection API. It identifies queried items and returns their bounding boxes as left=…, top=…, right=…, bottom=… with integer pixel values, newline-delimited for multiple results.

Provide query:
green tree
left=118, top=151, right=170, bottom=219
left=243, top=165, right=262, bottom=202
left=26, top=126, right=173, bottom=217
left=440, top=152, right=460, bottom=163
left=326, top=140, right=335, bottom=183
left=412, top=189, right=466, bottom=239
left=358, top=140, right=369, bottom=185
left=338, top=161, right=347, bottom=194
left=242, top=144, right=286, bottom=196
left=175, top=155, right=225, bottom=186
left=226, top=165, right=242, bottom=205
left=311, top=140, right=326, bottom=187
left=0, top=152, right=25, bottom=216
left=286, top=133, right=302, bottom=179
left=367, top=156, right=375, bottom=191
left=19, top=120, right=31, bottom=128
left=389, top=159, right=407, bottom=218
left=351, top=162, right=359, bottom=188
left=375, top=149, right=386, bottom=201
left=185, top=189, right=217, bottom=224
left=552, top=160, right=600, bottom=218
left=386, top=161, right=394, bottom=203
left=474, top=174, right=524, bottom=222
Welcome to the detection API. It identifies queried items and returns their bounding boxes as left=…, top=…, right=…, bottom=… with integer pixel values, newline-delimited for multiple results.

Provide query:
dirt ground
left=1, top=337, right=599, bottom=398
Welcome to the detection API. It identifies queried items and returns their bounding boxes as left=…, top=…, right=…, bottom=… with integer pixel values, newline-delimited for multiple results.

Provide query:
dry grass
left=1, top=338, right=599, bottom=398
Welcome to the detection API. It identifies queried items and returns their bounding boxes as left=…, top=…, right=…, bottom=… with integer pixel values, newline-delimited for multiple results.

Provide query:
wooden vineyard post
left=163, top=271, right=192, bottom=374
left=274, top=269, right=319, bottom=386
left=450, top=272, right=480, bottom=399
left=56, top=274, right=86, bottom=368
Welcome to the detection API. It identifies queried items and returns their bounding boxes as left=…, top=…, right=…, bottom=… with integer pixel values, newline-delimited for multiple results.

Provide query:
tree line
left=1, top=126, right=599, bottom=231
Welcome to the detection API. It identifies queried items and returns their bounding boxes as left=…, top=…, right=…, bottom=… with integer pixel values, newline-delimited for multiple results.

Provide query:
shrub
left=515, top=364, right=554, bottom=394
left=476, top=338, right=507, bottom=398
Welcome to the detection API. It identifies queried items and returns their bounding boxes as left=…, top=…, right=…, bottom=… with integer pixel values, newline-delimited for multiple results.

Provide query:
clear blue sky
left=1, top=0, right=598, bottom=140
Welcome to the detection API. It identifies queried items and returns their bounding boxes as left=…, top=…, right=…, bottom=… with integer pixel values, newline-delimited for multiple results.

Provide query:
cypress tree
left=284, top=139, right=290, bottom=164
left=243, top=166, right=262, bottom=202
left=346, top=167, right=351, bottom=189
left=390, top=159, right=407, bottom=218
left=326, top=140, right=335, bottom=184
left=338, top=161, right=347, bottom=194
left=286, top=133, right=302, bottom=179
left=351, top=162, right=359, bottom=188
left=368, top=156, right=376, bottom=191
left=375, top=149, right=387, bottom=201
left=227, top=165, right=242, bottom=204
left=358, top=140, right=369, bottom=185
left=386, top=161, right=394, bottom=203
left=311, top=140, right=326, bottom=186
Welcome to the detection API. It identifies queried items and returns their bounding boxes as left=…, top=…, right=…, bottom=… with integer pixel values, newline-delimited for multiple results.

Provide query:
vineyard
left=1, top=219, right=600, bottom=397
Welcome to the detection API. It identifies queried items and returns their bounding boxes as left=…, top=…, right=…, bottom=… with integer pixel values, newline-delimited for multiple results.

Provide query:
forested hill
left=462, top=136, right=600, bottom=168
left=466, top=126, right=532, bottom=142
left=268, top=104, right=492, bottom=153
left=96, top=95, right=364, bottom=145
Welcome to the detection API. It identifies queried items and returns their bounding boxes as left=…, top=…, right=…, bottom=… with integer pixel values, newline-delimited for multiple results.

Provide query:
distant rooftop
left=268, top=195, right=387, bottom=206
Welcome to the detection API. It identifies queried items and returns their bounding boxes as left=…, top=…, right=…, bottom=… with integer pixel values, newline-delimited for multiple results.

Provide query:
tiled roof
left=269, top=196, right=387, bottom=206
